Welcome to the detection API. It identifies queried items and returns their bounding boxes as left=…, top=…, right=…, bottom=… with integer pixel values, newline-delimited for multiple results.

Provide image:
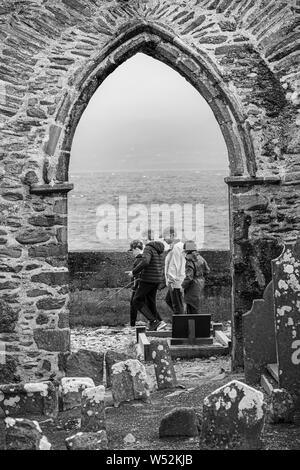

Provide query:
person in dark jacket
left=129, top=241, right=167, bottom=331
left=128, top=239, right=144, bottom=327
left=182, top=240, right=210, bottom=314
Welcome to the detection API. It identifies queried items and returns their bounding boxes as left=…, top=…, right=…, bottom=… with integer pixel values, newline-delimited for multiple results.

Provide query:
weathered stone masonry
left=0, top=0, right=299, bottom=381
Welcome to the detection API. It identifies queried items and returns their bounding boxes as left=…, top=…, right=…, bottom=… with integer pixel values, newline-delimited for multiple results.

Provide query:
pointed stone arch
left=50, top=23, right=257, bottom=184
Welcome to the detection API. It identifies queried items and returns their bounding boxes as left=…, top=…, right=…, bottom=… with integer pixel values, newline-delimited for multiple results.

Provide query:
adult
left=163, top=227, right=186, bottom=315
left=130, top=240, right=167, bottom=331
left=182, top=240, right=210, bottom=314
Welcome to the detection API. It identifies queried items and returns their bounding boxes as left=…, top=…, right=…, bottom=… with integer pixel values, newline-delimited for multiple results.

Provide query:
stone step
left=170, top=343, right=229, bottom=359
left=266, top=363, right=279, bottom=383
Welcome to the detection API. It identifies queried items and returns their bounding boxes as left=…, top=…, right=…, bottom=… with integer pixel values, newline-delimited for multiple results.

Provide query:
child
left=182, top=240, right=210, bottom=314
left=128, top=239, right=144, bottom=327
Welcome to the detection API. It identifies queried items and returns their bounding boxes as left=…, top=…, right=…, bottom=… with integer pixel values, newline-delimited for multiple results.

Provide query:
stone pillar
left=226, top=177, right=286, bottom=370
left=0, top=183, right=73, bottom=384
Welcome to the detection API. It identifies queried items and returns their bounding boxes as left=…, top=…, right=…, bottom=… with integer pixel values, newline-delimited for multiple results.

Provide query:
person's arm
left=132, top=247, right=152, bottom=276
left=181, top=260, right=194, bottom=290
left=203, top=259, right=210, bottom=276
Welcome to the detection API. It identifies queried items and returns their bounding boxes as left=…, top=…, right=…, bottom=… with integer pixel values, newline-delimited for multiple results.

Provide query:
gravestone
left=201, top=380, right=265, bottom=450
left=111, top=359, right=150, bottom=407
left=60, top=377, right=95, bottom=410
left=243, top=282, right=277, bottom=384
left=150, top=339, right=177, bottom=390
left=171, top=314, right=212, bottom=345
left=81, top=385, right=106, bottom=432
left=272, top=239, right=300, bottom=408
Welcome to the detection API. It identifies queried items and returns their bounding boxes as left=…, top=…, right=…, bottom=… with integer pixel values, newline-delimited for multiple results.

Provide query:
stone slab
left=66, top=430, right=108, bottom=450
left=243, top=281, right=277, bottom=385
left=150, top=339, right=177, bottom=390
left=60, top=377, right=95, bottom=410
left=5, top=418, right=51, bottom=450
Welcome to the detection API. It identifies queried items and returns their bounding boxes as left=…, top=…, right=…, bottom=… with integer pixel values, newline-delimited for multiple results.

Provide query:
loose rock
left=5, top=418, right=51, bottom=450
left=159, top=407, right=200, bottom=438
left=66, top=430, right=108, bottom=450
left=111, top=359, right=150, bottom=407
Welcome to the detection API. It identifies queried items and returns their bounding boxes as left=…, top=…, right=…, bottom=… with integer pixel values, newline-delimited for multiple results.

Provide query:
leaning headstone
left=105, top=351, right=134, bottom=388
left=150, top=339, right=177, bottom=390
left=66, top=349, right=104, bottom=386
left=159, top=407, right=200, bottom=438
left=60, top=377, right=95, bottom=410
left=66, top=430, right=108, bottom=450
left=243, top=282, right=277, bottom=384
left=272, top=239, right=300, bottom=409
left=0, top=381, right=58, bottom=418
left=81, top=385, right=106, bottom=432
left=201, top=380, right=265, bottom=450
left=269, top=388, right=295, bottom=424
left=5, top=418, right=51, bottom=450
left=111, top=359, right=150, bottom=407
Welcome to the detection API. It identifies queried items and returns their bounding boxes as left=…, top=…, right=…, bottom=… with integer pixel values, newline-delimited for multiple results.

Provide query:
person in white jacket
left=163, top=227, right=186, bottom=315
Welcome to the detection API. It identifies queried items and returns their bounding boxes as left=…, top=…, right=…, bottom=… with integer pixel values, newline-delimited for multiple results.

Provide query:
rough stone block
left=60, top=377, right=95, bottom=410
left=33, top=328, right=70, bottom=352
left=81, top=385, right=106, bottom=432
left=159, top=407, right=200, bottom=438
left=151, top=339, right=177, bottom=390
left=66, top=349, right=104, bottom=385
left=5, top=418, right=51, bottom=450
left=269, top=388, right=295, bottom=424
left=0, top=381, right=58, bottom=418
left=105, top=350, right=134, bottom=388
left=201, top=380, right=266, bottom=450
left=65, top=430, right=108, bottom=450
left=111, top=359, right=150, bottom=407
left=0, top=300, right=19, bottom=333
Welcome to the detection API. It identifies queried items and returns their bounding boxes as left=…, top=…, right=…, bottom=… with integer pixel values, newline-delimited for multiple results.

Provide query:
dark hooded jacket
left=132, top=241, right=165, bottom=284
left=182, top=251, right=210, bottom=310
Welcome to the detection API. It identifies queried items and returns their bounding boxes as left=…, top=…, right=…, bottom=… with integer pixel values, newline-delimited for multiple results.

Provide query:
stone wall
left=0, top=0, right=299, bottom=381
left=68, top=250, right=232, bottom=324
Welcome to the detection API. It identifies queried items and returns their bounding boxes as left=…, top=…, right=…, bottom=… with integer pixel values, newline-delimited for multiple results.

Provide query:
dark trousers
left=186, top=304, right=199, bottom=315
left=132, top=281, right=162, bottom=323
left=166, top=286, right=185, bottom=315
left=130, top=290, right=138, bottom=326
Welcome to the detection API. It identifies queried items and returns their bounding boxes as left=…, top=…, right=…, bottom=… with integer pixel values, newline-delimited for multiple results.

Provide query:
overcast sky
left=70, top=53, right=228, bottom=173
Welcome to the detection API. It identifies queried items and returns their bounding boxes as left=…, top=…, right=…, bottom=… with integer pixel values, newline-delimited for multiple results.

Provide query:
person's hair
left=162, top=226, right=177, bottom=239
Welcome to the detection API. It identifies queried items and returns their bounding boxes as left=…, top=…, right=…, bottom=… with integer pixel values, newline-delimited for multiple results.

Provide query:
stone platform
left=170, top=342, right=229, bottom=359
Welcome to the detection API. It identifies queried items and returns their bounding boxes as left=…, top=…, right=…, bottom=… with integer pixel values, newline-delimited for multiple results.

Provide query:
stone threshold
left=30, top=183, right=74, bottom=195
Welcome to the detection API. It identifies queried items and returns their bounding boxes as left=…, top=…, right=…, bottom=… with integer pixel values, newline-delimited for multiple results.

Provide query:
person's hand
left=125, top=271, right=133, bottom=277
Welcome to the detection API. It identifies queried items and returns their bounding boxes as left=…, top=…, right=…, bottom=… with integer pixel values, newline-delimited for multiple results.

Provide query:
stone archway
left=0, top=1, right=298, bottom=383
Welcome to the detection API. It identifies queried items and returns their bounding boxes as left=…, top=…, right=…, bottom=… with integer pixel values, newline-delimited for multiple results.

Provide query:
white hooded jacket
left=165, top=241, right=186, bottom=289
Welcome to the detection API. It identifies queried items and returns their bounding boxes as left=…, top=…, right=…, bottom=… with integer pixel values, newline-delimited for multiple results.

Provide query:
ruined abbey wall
left=0, top=0, right=299, bottom=381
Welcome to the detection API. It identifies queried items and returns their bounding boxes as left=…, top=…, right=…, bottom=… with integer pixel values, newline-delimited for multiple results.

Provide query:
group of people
left=127, top=228, right=210, bottom=331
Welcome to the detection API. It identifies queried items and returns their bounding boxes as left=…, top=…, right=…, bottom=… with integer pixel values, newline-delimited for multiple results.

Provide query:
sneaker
left=156, top=321, right=167, bottom=331
left=148, top=320, right=160, bottom=331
